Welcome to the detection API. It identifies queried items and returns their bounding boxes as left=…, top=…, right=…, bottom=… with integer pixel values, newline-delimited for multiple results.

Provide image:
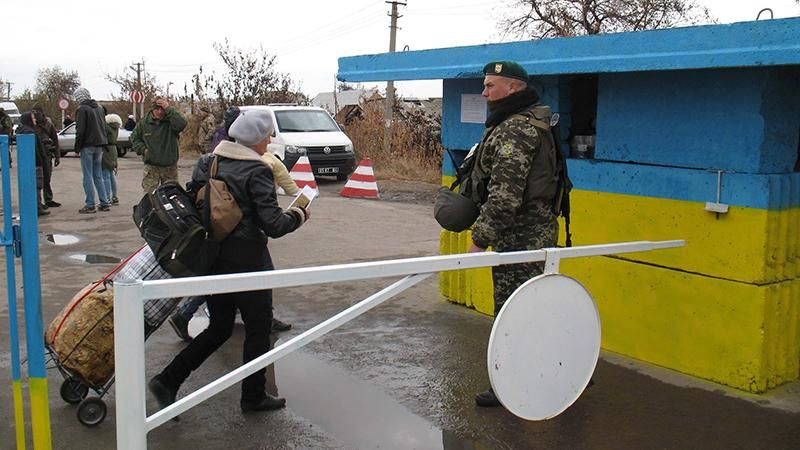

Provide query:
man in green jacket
left=131, top=98, right=188, bottom=192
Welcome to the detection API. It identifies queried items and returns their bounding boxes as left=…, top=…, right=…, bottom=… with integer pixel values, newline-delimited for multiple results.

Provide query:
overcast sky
left=2, top=0, right=798, bottom=101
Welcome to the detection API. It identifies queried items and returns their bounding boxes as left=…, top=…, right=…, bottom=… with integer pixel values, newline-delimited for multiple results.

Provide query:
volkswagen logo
left=323, top=146, right=332, bottom=154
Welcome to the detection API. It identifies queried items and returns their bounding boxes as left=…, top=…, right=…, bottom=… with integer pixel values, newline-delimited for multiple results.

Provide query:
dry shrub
left=178, top=113, right=205, bottom=158
left=345, top=101, right=442, bottom=184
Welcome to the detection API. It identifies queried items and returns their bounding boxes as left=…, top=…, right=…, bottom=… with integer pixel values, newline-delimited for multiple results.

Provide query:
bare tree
left=105, top=68, right=162, bottom=104
left=35, top=66, right=81, bottom=102
left=499, top=0, right=714, bottom=39
left=198, top=39, right=306, bottom=107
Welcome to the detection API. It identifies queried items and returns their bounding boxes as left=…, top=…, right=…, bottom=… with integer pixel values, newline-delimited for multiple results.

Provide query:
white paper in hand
left=289, top=185, right=317, bottom=209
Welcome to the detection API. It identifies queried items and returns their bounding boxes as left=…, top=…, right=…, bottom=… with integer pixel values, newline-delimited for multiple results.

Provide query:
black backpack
left=133, top=182, right=219, bottom=277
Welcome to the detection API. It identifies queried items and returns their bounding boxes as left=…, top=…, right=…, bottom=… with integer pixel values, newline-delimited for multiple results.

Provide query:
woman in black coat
left=17, top=112, right=49, bottom=216
left=149, top=109, right=310, bottom=413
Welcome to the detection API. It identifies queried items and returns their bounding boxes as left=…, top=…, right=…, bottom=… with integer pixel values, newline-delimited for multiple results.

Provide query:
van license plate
left=318, top=167, right=339, bottom=174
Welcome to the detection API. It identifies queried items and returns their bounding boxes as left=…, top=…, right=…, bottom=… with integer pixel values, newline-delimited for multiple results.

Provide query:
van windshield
left=274, top=110, right=339, bottom=133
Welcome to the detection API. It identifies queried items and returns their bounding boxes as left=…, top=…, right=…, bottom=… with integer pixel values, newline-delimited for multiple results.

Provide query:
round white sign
left=487, top=273, right=600, bottom=420
left=58, top=98, right=69, bottom=110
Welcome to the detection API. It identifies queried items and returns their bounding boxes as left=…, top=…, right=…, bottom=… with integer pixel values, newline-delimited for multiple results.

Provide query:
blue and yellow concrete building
left=338, top=18, right=800, bottom=393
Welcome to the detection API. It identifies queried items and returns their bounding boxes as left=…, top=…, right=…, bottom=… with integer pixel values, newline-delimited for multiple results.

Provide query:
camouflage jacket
left=198, top=114, right=217, bottom=152
left=470, top=105, right=558, bottom=250
left=0, top=113, right=12, bottom=136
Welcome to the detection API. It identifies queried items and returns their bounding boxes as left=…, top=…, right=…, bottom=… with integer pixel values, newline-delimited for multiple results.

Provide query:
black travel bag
left=133, top=182, right=219, bottom=277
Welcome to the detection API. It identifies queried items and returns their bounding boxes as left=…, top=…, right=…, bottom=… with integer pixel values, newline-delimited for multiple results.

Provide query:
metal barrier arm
left=146, top=273, right=431, bottom=429
left=115, top=239, right=685, bottom=450
left=139, top=240, right=685, bottom=300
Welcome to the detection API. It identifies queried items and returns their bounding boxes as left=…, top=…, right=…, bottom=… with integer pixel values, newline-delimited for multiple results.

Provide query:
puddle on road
left=68, top=254, right=121, bottom=264
left=45, top=233, right=80, bottom=245
left=274, top=349, right=479, bottom=449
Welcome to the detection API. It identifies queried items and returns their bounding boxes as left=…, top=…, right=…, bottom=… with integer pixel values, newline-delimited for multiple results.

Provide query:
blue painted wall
left=597, top=67, right=800, bottom=174
left=568, top=159, right=800, bottom=210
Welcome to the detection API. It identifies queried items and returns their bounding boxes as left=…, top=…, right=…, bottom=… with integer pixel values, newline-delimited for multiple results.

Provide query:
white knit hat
left=228, top=110, right=274, bottom=146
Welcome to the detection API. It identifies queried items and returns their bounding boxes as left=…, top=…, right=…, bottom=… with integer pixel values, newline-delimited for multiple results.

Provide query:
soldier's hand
left=468, top=242, right=485, bottom=253
left=54, top=157, right=60, bottom=167
left=155, top=99, right=169, bottom=109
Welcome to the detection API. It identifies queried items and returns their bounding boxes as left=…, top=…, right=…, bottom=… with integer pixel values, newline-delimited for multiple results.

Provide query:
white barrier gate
left=114, top=240, right=684, bottom=449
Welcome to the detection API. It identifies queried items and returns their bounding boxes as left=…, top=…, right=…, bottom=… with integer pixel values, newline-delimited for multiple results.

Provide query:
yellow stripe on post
left=29, top=377, right=52, bottom=449
left=13, top=380, right=25, bottom=449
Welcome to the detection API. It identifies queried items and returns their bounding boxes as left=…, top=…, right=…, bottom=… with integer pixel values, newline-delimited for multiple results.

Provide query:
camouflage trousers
left=491, top=219, right=559, bottom=315
left=142, top=164, right=178, bottom=193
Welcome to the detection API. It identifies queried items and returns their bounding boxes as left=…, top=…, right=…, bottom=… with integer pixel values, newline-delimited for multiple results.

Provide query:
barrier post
left=114, top=280, right=147, bottom=450
left=17, top=134, right=52, bottom=449
left=1, top=135, right=26, bottom=449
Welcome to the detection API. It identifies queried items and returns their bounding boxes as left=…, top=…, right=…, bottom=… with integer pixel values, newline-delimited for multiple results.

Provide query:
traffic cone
left=288, top=155, right=318, bottom=194
left=340, top=159, right=380, bottom=199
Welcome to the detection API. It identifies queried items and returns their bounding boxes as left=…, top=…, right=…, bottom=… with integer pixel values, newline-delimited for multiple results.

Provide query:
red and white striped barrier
left=340, top=159, right=380, bottom=199
left=288, top=155, right=318, bottom=194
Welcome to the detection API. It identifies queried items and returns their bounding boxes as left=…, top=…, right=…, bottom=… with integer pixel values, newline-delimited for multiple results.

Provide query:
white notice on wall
left=461, top=94, right=487, bottom=124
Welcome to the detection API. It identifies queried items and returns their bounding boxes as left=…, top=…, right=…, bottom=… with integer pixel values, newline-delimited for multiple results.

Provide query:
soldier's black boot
left=475, top=388, right=501, bottom=407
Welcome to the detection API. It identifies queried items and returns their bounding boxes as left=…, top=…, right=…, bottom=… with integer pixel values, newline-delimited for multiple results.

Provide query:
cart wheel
left=60, top=378, right=89, bottom=404
left=77, top=397, right=107, bottom=427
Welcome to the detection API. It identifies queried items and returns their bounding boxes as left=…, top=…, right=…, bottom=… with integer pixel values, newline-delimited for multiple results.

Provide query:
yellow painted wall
left=560, top=257, right=799, bottom=393
left=438, top=186, right=800, bottom=392
left=565, top=190, right=799, bottom=284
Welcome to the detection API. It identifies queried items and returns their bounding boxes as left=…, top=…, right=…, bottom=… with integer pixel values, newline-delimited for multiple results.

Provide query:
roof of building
left=311, top=89, right=380, bottom=113
left=338, top=17, right=800, bottom=82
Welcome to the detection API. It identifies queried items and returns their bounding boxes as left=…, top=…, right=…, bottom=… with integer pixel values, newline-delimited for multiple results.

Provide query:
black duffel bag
left=133, top=182, right=219, bottom=277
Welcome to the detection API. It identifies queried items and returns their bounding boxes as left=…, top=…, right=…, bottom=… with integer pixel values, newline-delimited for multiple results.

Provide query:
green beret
left=482, top=60, right=529, bottom=82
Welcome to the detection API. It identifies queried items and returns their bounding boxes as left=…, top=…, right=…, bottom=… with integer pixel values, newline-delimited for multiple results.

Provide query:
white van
left=239, top=105, right=356, bottom=180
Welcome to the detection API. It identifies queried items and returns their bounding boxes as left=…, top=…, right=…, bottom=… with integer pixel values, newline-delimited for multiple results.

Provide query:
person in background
left=131, top=97, right=187, bottom=193
left=149, top=109, right=310, bottom=414
left=63, top=112, right=74, bottom=128
left=32, top=104, right=61, bottom=209
left=73, top=87, right=110, bottom=214
left=0, top=108, right=13, bottom=167
left=16, top=112, right=48, bottom=216
left=124, top=114, right=136, bottom=131
left=103, top=113, right=122, bottom=205
left=209, top=106, right=240, bottom=150
left=197, top=105, right=216, bottom=154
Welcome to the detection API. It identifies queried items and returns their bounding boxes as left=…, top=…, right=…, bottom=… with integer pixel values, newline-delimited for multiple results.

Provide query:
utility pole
left=130, top=61, right=143, bottom=120
left=384, top=0, right=406, bottom=153
left=3, top=82, right=12, bottom=101
left=333, top=75, right=339, bottom=117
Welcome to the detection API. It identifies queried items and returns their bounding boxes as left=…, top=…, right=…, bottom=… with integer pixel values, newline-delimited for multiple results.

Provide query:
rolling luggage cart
left=45, top=245, right=185, bottom=426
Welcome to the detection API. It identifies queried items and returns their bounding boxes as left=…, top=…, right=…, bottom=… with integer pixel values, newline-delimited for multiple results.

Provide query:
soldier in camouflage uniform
left=468, top=61, right=559, bottom=407
left=197, top=106, right=217, bottom=154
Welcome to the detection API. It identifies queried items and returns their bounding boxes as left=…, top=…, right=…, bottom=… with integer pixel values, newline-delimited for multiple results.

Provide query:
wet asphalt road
left=1, top=152, right=799, bottom=449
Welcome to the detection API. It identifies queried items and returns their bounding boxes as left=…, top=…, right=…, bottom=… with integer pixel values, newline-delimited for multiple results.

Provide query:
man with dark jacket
left=32, top=105, right=61, bottom=209
left=131, top=97, right=187, bottom=193
left=466, top=61, right=560, bottom=408
left=73, top=87, right=110, bottom=214
left=148, top=109, right=309, bottom=414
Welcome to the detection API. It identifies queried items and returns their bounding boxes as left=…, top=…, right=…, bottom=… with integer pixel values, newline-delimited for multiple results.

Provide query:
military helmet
left=434, top=187, right=480, bottom=232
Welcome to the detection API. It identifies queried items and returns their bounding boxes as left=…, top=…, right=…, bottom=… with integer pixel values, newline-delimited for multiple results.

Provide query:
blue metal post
left=1, top=135, right=26, bottom=448
left=16, top=134, right=52, bottom=449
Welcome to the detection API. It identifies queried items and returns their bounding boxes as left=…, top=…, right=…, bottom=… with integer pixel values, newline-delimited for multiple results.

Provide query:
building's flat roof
left=338, top=17, right=800, bottom=82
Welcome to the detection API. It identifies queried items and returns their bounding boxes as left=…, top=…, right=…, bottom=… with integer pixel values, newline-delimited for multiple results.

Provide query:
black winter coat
left=75, top=99, right=108, bottom=150
left=17, top=114, right=46, bottom=167
left=190, top=143, right=302, bottom=265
